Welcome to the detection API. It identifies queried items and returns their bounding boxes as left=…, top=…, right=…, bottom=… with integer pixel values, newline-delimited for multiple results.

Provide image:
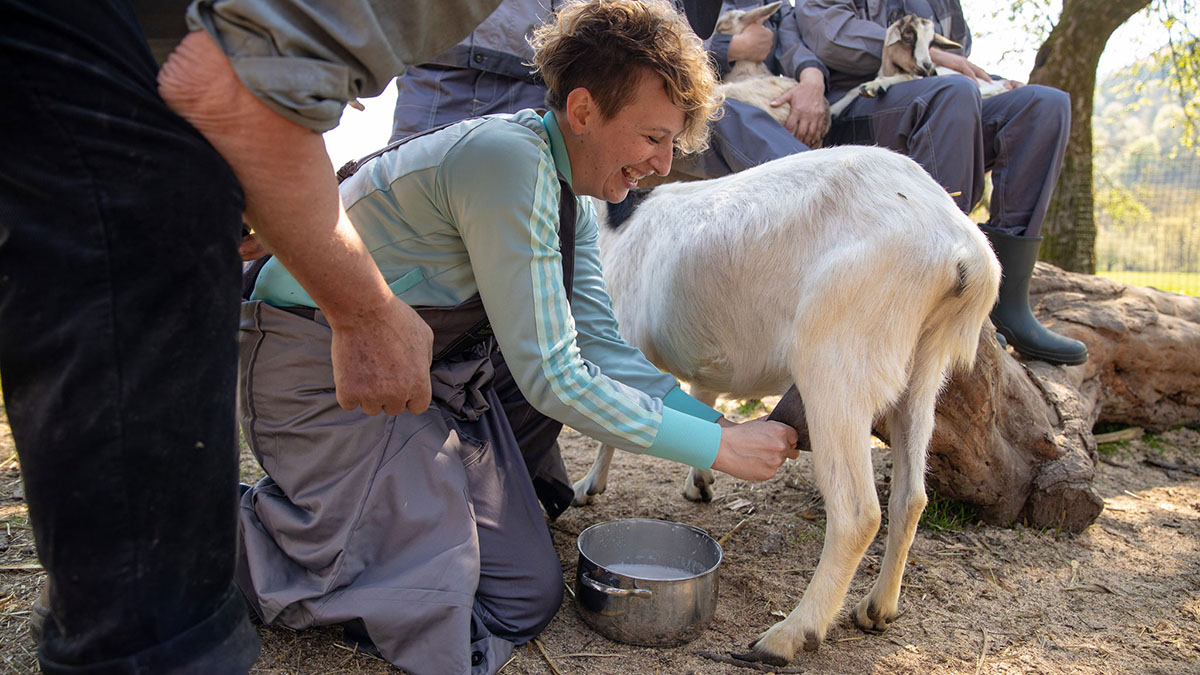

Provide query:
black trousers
left=0, top=0, right=259, bottom=671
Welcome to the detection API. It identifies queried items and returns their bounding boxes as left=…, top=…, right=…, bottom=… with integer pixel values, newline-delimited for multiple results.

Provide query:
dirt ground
left=1, top=402, right=1198, bottom=674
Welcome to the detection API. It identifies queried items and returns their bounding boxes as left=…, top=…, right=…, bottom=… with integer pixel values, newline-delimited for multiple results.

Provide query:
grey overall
left=237, top=140, right=578, bottom=672
left=796, top=0, right=1069, bottom=236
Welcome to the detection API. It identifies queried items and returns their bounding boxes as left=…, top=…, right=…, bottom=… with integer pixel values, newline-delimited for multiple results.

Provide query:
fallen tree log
left=922, top=263, right=1200, bottom=532
left=770, top=263, right=1200, bottom=533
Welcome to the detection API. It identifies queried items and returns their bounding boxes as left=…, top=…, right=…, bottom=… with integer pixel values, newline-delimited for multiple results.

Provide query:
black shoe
left=340, top=619, right=383, bottom=657
left=982, top=226, right=1088, bottom=365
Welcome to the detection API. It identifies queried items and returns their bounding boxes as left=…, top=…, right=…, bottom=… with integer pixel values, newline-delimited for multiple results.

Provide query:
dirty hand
left=727, top=17, right=775, bottom=64
left=772, top=76, right=830, bottom=148
left=930, top=47, right=991, bottom=82
left=330, top=296, right=434, bottom=416
left=711, top=418, right=800, bottom=481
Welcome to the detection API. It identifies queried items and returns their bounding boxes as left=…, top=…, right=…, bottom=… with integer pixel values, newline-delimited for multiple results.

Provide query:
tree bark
left=1026, top=0, right=1151, bottom=274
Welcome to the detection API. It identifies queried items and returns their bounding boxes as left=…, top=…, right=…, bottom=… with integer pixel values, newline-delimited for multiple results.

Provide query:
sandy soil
left=1, top=405, right=1198, bottom=674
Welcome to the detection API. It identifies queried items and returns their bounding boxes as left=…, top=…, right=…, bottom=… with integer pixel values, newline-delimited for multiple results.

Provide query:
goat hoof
left=853, top=599, right=898, bottom=633
left=571, top=489, right=603, bottom=507
left=803, top=631, right=821, bottom=652
left=853, top=618, right=887, bottom=634
left=732, top=640, right=791, bottom=667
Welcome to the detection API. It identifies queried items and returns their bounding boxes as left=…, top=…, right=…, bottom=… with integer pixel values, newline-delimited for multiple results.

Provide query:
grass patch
left=919, top=491, right=976, bottom=532
left=1097, top=440, right=1132, bottom=459
left=1145, top=433, right=1177, bottom=455
left=1094, top=270, right=1200, bottom=297
left=735, top=399, right=765, bottom=416
left=793, top=522, right=825, bottom=544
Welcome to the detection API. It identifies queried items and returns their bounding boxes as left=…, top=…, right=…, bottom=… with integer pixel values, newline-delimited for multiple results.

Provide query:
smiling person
left=235, top=1, right=798, bottom=672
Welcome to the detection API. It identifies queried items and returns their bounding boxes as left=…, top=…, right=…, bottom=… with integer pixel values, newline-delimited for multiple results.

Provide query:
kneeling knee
left=480, top=547, right=564, bottom=641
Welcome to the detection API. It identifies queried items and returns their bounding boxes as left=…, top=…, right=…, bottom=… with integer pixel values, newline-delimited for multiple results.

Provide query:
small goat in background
left=830, top=14, right=1006, bottom=118
left=574, top=146, right=1000, bottom=664
left=714, top=2, right=830, bottom=144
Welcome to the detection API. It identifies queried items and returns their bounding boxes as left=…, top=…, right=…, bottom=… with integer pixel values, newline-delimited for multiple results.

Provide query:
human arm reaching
left=712, top=416, right=800, bottom=480
left=159, top=31, right=433, bottom=415
left=930, top=46, right=992, bottom=82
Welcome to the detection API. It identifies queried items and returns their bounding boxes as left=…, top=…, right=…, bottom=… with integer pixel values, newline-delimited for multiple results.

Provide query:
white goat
left=575, top=146, right=1000, bottom=663
left=829, top=14, right=1006, bottom=119
left=714, top=2, right=829, bottom=142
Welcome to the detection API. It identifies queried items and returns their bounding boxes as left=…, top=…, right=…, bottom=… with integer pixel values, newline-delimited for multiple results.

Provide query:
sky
left=961, top=2, right=1173, bottom=82
left=322, top=2, right=1182, bottom=168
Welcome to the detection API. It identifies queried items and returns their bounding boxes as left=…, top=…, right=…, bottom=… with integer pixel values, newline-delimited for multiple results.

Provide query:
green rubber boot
left=983, top=227, right=1088, bottom=365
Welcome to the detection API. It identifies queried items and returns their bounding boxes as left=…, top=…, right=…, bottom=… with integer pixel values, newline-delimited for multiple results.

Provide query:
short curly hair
left=529, top=0, right=722, bottom=155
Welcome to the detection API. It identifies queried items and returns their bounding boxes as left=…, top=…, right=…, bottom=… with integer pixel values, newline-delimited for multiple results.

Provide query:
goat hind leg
left=854, top=384, right=935, bottom=632
left=680, top=386, right=720, bottom=502
left=572, top=443, right=616, bottom=506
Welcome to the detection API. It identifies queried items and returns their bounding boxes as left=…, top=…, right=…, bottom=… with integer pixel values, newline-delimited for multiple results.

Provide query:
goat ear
left=930, top=33, right=963, bottom=51
left=744, top=1, right=782, bottom=25
left=887, top=8, right=906, bottom=26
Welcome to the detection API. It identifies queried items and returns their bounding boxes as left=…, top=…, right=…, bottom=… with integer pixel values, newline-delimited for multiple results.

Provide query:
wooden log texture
left=904, top=263, right=1200, bottom=533
left=1030, top=263, right=1200, bottom=431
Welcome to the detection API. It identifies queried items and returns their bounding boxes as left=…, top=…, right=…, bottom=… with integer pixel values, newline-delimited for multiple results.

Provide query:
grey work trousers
left=828, top=75, right=1070, bottom=236
left=675, top=98, right=812, bottom=178
left=236, top=301, right=563, bottom=675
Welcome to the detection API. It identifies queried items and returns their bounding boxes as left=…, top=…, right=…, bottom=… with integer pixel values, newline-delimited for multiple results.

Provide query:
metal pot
left=575, top=518, right=722, bottom=646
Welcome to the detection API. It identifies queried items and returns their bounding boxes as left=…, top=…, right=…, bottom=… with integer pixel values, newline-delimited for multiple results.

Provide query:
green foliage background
left=1092, top=38, right=1200, bottom=294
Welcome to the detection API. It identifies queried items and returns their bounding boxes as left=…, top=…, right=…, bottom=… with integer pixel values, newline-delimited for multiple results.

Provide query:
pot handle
left=580, top=571, right=652, bottom=597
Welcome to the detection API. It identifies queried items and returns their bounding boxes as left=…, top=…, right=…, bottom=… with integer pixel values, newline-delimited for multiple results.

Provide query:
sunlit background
left=322, top=3, right=1165, bottom=166
left=322, top=2, right=1198, bottom=296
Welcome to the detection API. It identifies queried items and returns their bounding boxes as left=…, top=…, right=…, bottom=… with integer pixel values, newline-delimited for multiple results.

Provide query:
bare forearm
left=157, top=30, right=393, bottom=328
left=158, top=30, right=433, bottom=414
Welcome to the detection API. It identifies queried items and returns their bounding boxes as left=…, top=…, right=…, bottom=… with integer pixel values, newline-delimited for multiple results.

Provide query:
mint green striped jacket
left=251, top=109, right=722, bottom=468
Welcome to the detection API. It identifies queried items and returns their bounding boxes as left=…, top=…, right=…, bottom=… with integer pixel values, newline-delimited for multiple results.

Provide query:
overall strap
left=334, top=119, right=462, bottom=184
left=420, top=175, right=577, bottom=362
left=557, top=177, right=577, bottom=299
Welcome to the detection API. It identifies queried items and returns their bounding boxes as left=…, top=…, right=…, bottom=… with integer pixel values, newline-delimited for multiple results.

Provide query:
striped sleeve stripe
left=527, top=154, right=660, bottom=446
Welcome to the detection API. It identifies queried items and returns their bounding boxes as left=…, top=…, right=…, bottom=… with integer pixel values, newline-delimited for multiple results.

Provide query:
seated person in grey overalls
left=235, top=1, right=799, bottom=673
left=795, top=0, right=1088, bottom=365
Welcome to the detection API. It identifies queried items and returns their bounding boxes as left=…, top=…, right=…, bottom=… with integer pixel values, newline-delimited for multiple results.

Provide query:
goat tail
left=931, top=239, right=1003, bottom=375
left=888, top=238, right=1000, bottom=466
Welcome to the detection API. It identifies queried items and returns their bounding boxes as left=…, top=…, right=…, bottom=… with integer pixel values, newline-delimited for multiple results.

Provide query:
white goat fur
left=829, top=14, right=1005, bottom=119
left=576, top=146, right=1001, bottom=663
left=713, top=2, right=800, bottom=130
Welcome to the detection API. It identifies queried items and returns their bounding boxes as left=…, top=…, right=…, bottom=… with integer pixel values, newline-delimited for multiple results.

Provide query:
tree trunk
left=1026, top=0, right=1151, bottom=274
